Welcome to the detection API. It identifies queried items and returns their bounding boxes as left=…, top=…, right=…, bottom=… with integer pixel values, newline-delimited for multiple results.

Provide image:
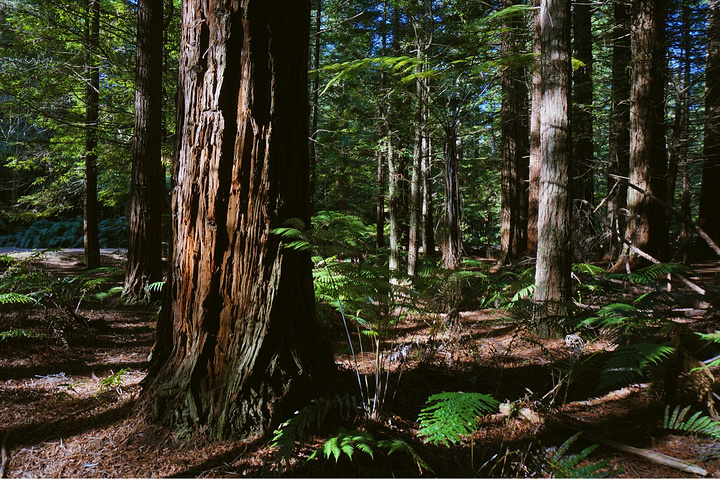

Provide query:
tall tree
left=571, top=0, right=594, bottom=240
left=499, top=0, right=530, bottom=263
left=83, top=0, right=101, bottom=269
left=699, top=0, right=720, bottom=253
left=144, top=0, right=335, bottom=438
left=443, top=124, right=462, bottom=269
left=605, top=0, right=631, bottom=261
left=527, top=0, right=542, bottom=256
left=620, top=0, right=669, bottom=265
left=533, top=0, right=572, bottom=323
left=123, top=0, right=166, bottom=300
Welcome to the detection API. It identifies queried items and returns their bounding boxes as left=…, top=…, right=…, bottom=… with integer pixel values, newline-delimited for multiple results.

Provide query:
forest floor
left=1, top=250, right=720, bottom=477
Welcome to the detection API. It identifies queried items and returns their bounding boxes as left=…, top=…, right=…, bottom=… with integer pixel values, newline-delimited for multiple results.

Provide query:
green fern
left=269, top=395, right=360, bottom=463
left=0, top=292, right=34, bottom=305
left=696, top=331, right=720, bottom=367
left=542, top=433, right=621, bottom=478
left=0, top=329, right=47, bottom=341
left=663, top=405, right=720, bottom=439
left=417, top=391, right=499, bottom=445
left=599, top=342, right=675, bottom=390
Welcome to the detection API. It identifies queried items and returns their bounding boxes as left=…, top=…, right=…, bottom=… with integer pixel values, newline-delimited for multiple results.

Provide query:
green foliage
left=540, top=434, right=620, bottom=478
left=663, top=405, right=720, bottom=439
left=696, top=331, right=720, bottom=367
left=599, top=342, right=676, bottom=390
left=99, top=368, right=128, bottom=393
left=417, top=392, right=499, bottom=446
left=0, top=328, right=47, bottom=341
left=0, top=292, right=34, bottom=305
left=270, top=395, right=361, bottom=464
left=0, top=216, right=127, bottom=248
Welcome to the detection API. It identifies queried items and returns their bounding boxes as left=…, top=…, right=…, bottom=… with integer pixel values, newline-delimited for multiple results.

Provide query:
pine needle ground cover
left=1, top=250, right=720, bottom=477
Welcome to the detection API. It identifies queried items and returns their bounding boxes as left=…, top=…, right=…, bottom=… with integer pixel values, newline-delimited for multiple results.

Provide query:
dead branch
left=609, top=174, right=720, bottom=258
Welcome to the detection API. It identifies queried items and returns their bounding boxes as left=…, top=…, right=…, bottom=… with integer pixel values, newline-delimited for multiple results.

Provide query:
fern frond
left=417, top=392, right=499, bottom=446
left=0, top=292, right=34, bottom=305
left=599, top=343, right=675, bottom=390
left=543, top=434, right=620, bottom=478
left=663, top=405, right=720, bottom=439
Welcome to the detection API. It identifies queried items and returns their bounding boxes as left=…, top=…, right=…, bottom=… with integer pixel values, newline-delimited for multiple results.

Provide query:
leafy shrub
left=0, top=215, right=127, bottom=249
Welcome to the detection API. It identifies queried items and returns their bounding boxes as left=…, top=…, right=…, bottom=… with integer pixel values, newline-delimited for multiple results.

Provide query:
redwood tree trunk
left=527, top=0, right=542, bottom=256
left=144, top=0, right=334, bottom=439
left=83, top=0, right=101, bottom=269
left=124, top=0, right=165, bottom=300
left=605, top=0, right=631, bottom=262
left=698, top=0, right=720, bottom=255
left=499, top=0, right=529, bottom=263
left=443, top=127, right=462, bottom=269
left=621, top=0, right=669, bottom=265
left=571, top=0, right=594, bottom=241
left=533, top=0, right=572, bottom=324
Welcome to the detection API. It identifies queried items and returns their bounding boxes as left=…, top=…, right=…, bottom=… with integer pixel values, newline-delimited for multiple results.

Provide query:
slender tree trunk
left=309, top=0, right=321, bottom=210
left=143, top=0, right=335, bottom=439
left=605, top=0, right=631, bottom=262
left=124, top=0, right=165, bottom=300
left=533, top=0, right=572, bottom=326
left=443, top=127, right=462, bottom=269
left=376, top=0, right=389, bottom=251
left=527, top=0, right=542, bottom=256
left=698, top=0, right=720, bottom=255
left=620, top=0, right=669, bottom=266
left=571, top=0, right=594, bottom=243
left=83, top=0, right=101, bottom=269
left=421, top=135, right=435, bottom=256
left=499, top=0, right=529, bottom=263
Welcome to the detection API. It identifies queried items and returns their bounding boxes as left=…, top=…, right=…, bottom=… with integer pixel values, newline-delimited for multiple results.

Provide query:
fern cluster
left=417, top=391, right=499, bottom=445
left=663, top=405, right=720, bottom=439
left=539, top=433, right=621, bottom=478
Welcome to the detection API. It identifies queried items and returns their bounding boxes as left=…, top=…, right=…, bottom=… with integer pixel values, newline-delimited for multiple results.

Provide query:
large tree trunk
left=421, top=135, right=435, bottom=257
left=499, top=0, right=529, bottom=263
left=309, top=0, right=321, bottom=209
left=533, top=0, right=572, bottom=326
left=124, top=0, right=165, bottom=300
left=571, top=0, right=594, bottom=247
left=443, top=127, right=462, bottom=269
left=527, top=0, right=542, bottom=256
left=83, top=0, right=101, bottom=269
left=605, top=0, right=631, bottom=262
left=698, top=0, right=720, bottom=255
left=620, top=0, right=669, bottom=266
left=143, top=0, right=335, bottom=439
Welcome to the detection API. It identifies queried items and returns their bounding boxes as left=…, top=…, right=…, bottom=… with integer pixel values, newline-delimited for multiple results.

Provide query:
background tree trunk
left=527, top=0, right=542, bottom=256
left=698, top=0, right=720, bottom=254
left=621, top=0, right=669, bottom=265
left=605, top=0, right=631, bottom=262
left=571, top=0, right=594, bottom=246
left=533, top=0, right=572, bottom=325
left=124, top=0, right=165, bottom=300
left=144, top=0, right=334, bottom=439
left=443, top=127, right=462, bottom=269
left=499, top=0, right=529, bottom=263
left=83, top=0, right=101, bottom=269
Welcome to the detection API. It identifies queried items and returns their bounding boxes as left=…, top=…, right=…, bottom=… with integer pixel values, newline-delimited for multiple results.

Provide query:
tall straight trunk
left=533, top=0, right=572, bottom=324
left=605, top=0, right=631, bottom=261
left=527, top=0, right=542, bottom=256
left=124, top=0, right=165, bottom=300
left=408, top=0, right=429, bottom=277
left=622, top=0, right=669, bottom=264
left=421, top=134, right=434, bottom=256
left=144, top=0, right=334, bottom=439
left=376, top=0, right=389, bottom=251
left=499, top=0, right=529, bottom=263
left=571, top=0, right=594, bottom=237
left=309, top=0, right=321, bottom=209
left=83, top=0, right=101, bottom=269
left=698, top=0, right=720, bottom=254
left=443, top=127, right=462, bottom=269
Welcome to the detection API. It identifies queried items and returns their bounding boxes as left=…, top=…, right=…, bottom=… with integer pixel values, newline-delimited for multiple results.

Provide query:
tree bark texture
left=624, top=0, right=669, bottom=263
left=124, top=0, right=165, bottom=300
left=533, top=0, right=572, bottom=320
left=699, top=0, right=720, bottom=253
left=605, top=0, right=631, bottom=261
left=500, top=0, right=529, bottom=263
left=571, top=0, right=594, bottom=238
left=527, top=0, right=542, bottom=256
left=443, top=127, right=462, bottom=269
left=421, top=135, right=435, bottom=257
left=145, top=0, right=334, bottom=439
left=83, top=0, right=101, bottom=269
